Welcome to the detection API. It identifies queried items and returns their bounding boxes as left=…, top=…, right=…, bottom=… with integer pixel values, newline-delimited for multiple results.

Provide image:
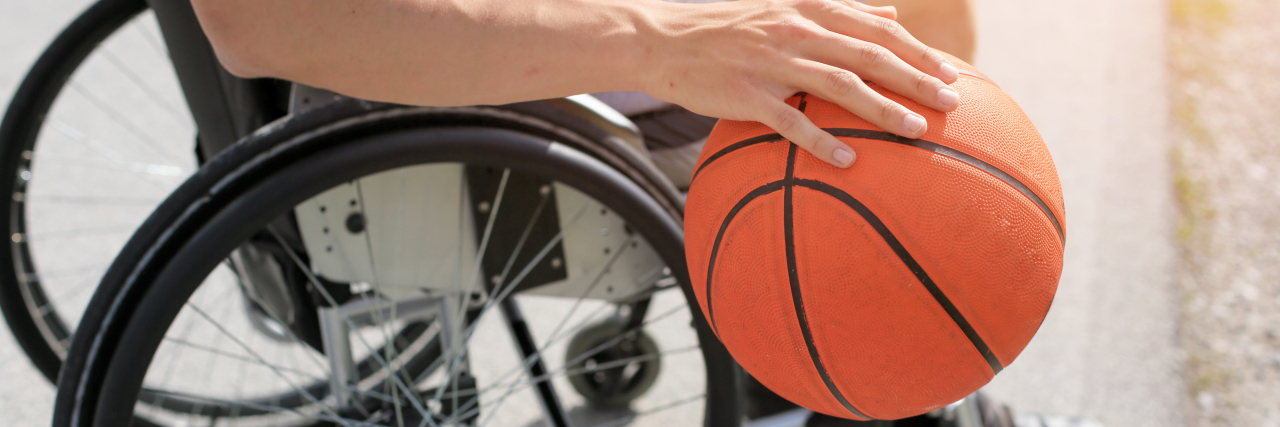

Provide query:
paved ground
left=1171, top=0, right=1280, bottom=425
left=0, top=0, right=1186, bottom=426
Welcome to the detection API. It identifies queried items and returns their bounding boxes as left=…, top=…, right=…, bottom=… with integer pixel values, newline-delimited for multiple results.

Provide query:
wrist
left=624, top=0, right=689, bottom=96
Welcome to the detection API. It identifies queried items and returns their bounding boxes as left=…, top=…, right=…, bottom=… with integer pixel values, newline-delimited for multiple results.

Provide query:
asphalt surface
left=0, top=0, right=1186, bottom=426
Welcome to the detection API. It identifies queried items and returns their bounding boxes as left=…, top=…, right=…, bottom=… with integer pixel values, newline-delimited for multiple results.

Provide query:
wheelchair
left=0, top=0, right=1010, bottom=425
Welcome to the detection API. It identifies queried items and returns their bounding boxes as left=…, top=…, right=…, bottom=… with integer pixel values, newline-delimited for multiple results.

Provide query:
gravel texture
left=1170, top=0, right=1280, bottom=425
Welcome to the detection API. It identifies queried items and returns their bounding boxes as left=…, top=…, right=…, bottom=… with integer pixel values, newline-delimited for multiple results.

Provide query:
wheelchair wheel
left=54, top=100, right=739, bottom=426
left=0, top=0, right=200, bottom=381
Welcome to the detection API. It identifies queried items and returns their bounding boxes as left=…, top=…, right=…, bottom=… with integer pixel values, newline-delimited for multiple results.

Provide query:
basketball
left=683, top=57, right=1065, bottom=420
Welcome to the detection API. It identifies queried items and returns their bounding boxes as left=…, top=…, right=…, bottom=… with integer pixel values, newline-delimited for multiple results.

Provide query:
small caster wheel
left=564, top=317, right=661, bottom=409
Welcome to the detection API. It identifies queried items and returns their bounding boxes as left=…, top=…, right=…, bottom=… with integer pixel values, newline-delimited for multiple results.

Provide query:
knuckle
left=914, top=72, right=931, bottom=94
left=878, top=99, right=899, bottom=122
left=773, top=108, right=802, bottom=132
left=826, top=69, right=860, bottom=96
left=919, top=44, right=938, bottom=64
left=795, top=0, right=839, bottom=13
left=873, top=17, right=904, bottom=41
left=805, top=132, right=826, bottom=150
left=858, top=44, right=889, bottom=68
left=771, top=18, right=818, bottom=40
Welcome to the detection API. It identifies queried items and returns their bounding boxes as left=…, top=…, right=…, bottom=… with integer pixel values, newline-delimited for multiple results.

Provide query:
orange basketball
left=684, top=58, right=1065, bottom=420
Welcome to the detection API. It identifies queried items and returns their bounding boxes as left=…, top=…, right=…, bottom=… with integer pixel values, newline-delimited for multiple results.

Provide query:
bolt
left=478, top=201, right=491, bottom=213
left=345, top=212, right=366, bottom=234
left=550, top=257, right=563, bottom=269
left=539, top=185, right=551, bottom=196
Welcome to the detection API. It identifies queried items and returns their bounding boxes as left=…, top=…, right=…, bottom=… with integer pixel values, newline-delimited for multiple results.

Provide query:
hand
left=640, top=0, right=960, bottom=168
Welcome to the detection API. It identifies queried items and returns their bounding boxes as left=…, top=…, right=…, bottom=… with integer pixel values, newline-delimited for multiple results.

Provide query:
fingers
left=791, top=59, right=928, bottom=139
left=800, top=30, right=958, bottom=113
left=756, top=95, right=856, bottom=168
left=840, top=1, right=897, bottom=20
left=813, top=2, right=959, bottom=84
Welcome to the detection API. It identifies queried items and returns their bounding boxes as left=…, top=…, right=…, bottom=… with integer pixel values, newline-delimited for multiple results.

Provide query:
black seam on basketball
left=704, top=180, right=784, bottom=335
left=691, top=133, right=785, bottom=180
left=692, top=128, right=1064, bottom=246
left=784, top=144, right=874, bottom=420
left=794, top=178, right=1004, bottom=374
left=822, top=128, right=1064, bottom=244
left=690, top=93, right=809, bottom=181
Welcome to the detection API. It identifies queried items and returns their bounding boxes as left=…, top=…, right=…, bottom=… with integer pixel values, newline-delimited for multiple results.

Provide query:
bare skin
left=192, top=0, right=967, bottom=168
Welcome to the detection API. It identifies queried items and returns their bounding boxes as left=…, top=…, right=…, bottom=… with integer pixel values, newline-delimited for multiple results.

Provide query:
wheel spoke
left=471, top=260, right=670, bottom=416
left=23, top=193, right=164, bottom=206
left=33, top=150, right=190, bottom=178
left=44, top=120, right=182, bottom=190
left=159, top=337, right=327, bottom=385
left=466, top=302, right=686, bottom=422
left=131, top=14, right=170, bottom=59
left=98, top=47, right=193, bottom=132
left=24, top=224, right=140, bottom=241
left=66, top=81, right=188, bottom=165
left=140, top=388, right=382, bottom=427
left=182, top=301, right=356, bottom=427
left=586, top=393, right=706, bottom=427
left=264, top=226, right=441, bottom=426
left=42, top=267, right=108, bottom=307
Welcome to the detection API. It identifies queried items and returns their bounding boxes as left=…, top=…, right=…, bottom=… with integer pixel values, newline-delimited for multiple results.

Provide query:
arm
left=192, top=0, right=962, bottom=168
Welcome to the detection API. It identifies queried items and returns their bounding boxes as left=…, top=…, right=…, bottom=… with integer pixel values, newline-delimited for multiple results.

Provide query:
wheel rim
left=88, top=127, right=731, bottom=426
left=1, top=0, right=194, bottom=377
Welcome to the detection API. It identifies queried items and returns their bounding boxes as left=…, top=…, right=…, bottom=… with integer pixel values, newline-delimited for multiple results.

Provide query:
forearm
left=193, top=0, right=663, bottom=106
left=194, top=0, right=965, bottom=169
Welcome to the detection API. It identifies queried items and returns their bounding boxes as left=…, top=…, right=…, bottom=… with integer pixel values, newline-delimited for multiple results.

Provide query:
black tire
left=54, top=99, right=740, bottom=426
left=0, top=0, right=150, bottom=383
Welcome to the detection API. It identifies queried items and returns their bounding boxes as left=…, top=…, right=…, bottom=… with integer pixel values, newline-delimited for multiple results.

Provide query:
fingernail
left=903, top=113, right=926, bottom=135
left=833, top=148, right=855, bottom=167
left=940, top=62, right=959, bottom=81
left=938, top=88, right=959, bottom=108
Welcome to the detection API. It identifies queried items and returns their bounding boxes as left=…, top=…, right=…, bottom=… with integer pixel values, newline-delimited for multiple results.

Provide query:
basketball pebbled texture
left=684, top=56, right=1065, bottom=420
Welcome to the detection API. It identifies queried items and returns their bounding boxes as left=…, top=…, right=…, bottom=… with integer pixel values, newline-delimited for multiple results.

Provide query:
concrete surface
left=0, top=0, right=1186, bottom=425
